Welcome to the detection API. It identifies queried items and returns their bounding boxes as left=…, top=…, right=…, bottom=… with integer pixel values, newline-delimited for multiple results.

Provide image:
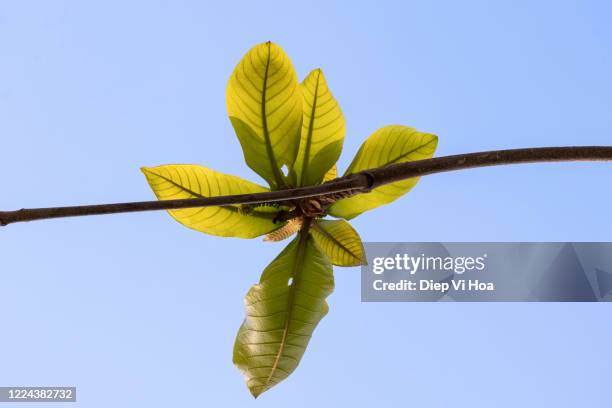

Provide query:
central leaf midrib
left=261, top=43, right=286, bottom=189
left=313, top=222, right=360, bottom=262
left=265, top=219, right=312, bottom=386
left=385, top=138, right=437, bottom=165
left=299, top=70, right=320, bottom=186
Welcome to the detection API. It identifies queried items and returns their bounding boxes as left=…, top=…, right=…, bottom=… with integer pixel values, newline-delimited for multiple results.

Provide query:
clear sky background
left=1, top=1, right=611, bottom=406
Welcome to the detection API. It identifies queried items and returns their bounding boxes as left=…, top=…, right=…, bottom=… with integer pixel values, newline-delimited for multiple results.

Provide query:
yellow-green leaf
left=312, top=219, right=366, bottom=266
left=322, top=164, right=337, bottom=182
left=226, top=42, right=302, bottom=189
left=233, top=229, right=333, bottom=397
left=142, top=164, right=280, bottom=238
left=292, top=69, right=345, bottom=186
left=329, top=125, right=438, bottom=219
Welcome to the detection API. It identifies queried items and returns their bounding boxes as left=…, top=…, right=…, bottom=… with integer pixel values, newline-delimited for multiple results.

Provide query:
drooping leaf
left=291, top=69, right=345, bottom=187
left=142, top=164, right=280, bottom=238
left=312, top=219, right=366, bottom=266
left=226, top=42, right=302, bottom=189
left=328, top=125, right=438, bottom=219
left=233, top=228, right=334, bottom=397
left=322, top=164, right=337, bottom=182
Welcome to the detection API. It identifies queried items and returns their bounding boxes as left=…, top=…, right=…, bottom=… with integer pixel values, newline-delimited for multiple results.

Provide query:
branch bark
left=1, top=146, right=611, bottom=227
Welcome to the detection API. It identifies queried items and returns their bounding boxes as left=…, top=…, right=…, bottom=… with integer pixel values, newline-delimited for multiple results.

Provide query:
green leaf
left=292, top=69, right=345, bottom=186
left=226, top=42, right=302, bottom=189
left=142, top=164, right=280, bottom=238
left=329, top=125, right=438, bottom=219
left=312, top=219, right=366, bottom=266
left=233, top=228, right=334, bottom=397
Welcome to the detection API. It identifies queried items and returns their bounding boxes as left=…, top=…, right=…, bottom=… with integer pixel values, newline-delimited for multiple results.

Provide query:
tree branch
left=1, top=146, right=611, bottom=227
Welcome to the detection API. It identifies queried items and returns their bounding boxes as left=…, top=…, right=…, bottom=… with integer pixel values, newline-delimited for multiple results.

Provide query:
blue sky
left=1, top=1, right=611, bottom=406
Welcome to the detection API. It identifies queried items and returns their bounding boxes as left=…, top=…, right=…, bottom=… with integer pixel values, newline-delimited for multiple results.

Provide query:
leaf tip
left=246, top=382, right=270, bottom=398
left=427, top=133, right=439, bottom=148
left=306, top=67, right=324, bottom=80
left=140, top=166, right=160, bottom=182
left=262, top=40, right=275, bottom=50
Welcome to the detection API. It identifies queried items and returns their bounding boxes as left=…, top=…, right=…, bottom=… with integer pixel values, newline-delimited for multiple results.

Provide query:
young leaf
left=292, top=69, right=345, bottom=186
left=233, top=228, right=334, bottom=397
left=226, top=42, right=302, bottom=189
left=312, top=219, right=366, bottom=266
left=142, top=165, right=280, bottom=238
left=329, top=125, right=438, bottom=219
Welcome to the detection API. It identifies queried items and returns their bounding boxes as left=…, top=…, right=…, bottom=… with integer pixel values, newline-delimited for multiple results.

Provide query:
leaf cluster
left=143, top=42, right=437, bottom=397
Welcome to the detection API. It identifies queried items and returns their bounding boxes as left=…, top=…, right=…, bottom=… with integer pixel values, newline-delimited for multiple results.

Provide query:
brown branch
left=1, top=146, right=611, bottom=227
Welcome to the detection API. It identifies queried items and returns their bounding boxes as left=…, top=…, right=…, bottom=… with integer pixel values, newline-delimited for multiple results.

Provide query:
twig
left=1, top=146, right=611, bottom=227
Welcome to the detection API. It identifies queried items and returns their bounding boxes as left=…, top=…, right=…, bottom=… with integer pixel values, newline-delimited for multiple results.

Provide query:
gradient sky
left=1, top=1, right=611, bottom=407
